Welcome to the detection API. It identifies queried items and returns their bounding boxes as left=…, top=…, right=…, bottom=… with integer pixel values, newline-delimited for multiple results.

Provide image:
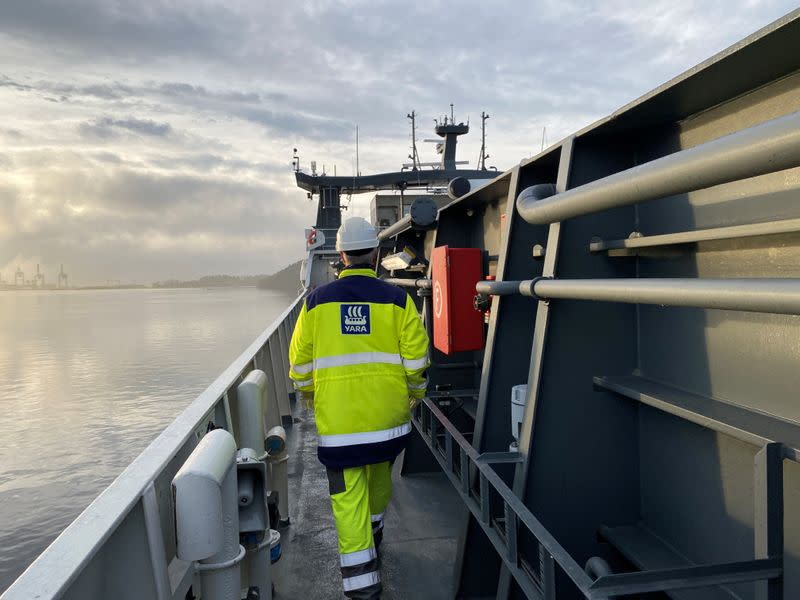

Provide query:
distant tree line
left=152, top=261, right=301, bottom=296
left=255, top=261, right=302, bottom=294
left=152, top=274, right=264, bottom=288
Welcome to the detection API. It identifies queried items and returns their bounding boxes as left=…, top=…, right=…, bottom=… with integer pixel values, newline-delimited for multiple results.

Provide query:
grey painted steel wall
left=0, top=297, right=303, bottom=600
left=416, top=9, right=800, bottom=600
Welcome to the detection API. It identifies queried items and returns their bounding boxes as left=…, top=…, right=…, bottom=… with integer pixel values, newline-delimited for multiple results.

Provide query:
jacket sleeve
left=289, top=300, right=315, bottom=392
left=398, top=294, right=430, bottom=399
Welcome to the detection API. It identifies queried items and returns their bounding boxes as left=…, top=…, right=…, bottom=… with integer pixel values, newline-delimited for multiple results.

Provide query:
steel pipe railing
left=475, top=280, right=525, bottom=296
left=378, top=215, right=415, bottom=241
left=383, top=277, right=432, bottom=289
left=377, top=197, right=438, bottom=241
left=477, top=277, right=800, bottom=315
left=517, top=110, right=800, bottom=225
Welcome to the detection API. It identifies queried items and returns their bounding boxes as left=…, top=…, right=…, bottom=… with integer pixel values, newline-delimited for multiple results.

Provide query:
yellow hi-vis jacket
left=289, top=266, right=430, bottom=468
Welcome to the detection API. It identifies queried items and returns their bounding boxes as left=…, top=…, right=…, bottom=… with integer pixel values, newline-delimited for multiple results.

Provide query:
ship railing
left=0, top=294, right=305, bottom=600
left=515, top=110, right=800, bottom=226
left=412, top=397, right=783, bottom=599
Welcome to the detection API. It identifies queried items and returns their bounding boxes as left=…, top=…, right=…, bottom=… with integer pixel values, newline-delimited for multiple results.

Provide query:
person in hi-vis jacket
left=289, top=216, right=429, bottom=599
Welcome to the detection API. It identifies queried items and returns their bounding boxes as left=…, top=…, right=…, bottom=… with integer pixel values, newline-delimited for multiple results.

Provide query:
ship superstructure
left=295, top=108, right=495, bottom=289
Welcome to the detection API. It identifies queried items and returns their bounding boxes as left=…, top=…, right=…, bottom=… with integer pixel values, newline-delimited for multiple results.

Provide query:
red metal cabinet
left=431, top=246, right=484, bottom=355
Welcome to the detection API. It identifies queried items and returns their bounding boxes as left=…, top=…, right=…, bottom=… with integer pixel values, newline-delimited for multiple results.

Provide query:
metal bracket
left=428, top=388, right=477, bottom=398
left=519, top=276, right=552, bottom=301
left=195, top=544, right=247, bottom=572
left=476, top=452, right=524, bottom=465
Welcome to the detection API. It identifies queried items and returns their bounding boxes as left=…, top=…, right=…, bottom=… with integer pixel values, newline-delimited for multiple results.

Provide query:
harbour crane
left=58, top=264, right=68, bottom=289
left=34, top=264, right=45, bottom=288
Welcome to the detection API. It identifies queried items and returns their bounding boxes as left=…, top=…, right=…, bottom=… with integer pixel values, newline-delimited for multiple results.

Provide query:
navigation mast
left=478, top=111, right=490, bottom=171
left=407, top=111, right=421, bottom=171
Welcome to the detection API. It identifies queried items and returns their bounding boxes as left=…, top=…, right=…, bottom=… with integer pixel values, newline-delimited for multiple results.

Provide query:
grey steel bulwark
left=0, top=297, right=303, bottom=600
left=416, top=9, right=800, bottom=600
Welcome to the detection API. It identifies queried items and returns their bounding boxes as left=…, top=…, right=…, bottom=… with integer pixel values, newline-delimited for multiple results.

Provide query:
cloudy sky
left=0, top=1, right=797, bottom=285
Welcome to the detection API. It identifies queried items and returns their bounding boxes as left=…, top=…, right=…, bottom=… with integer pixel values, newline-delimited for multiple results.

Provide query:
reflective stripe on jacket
left=289, top=266, right=430, bottom=467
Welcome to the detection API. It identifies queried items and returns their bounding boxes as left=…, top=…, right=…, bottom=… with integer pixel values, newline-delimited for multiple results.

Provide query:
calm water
left=0, top=287, right=295, bottom=592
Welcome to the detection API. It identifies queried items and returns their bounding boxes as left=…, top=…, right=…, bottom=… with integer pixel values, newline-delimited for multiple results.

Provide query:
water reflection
left=0, top=287, right=294, bottom=591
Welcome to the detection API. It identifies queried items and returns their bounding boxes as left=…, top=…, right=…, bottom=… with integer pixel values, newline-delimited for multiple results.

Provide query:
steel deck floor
left=272, top=404, right=465, bottom=599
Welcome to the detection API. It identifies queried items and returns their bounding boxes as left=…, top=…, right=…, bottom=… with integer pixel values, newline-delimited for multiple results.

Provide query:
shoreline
left=0, top=285, right=295, bottom=293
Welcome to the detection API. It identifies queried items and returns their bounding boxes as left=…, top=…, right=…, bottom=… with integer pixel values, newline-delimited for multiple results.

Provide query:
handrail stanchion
left=268, top=334, right=292, bottom=427
left=277, top=322, right=293, bottom=398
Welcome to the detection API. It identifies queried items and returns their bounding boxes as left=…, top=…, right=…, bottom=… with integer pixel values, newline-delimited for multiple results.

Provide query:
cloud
left=0, top=159, right=313, bottom=284
left=0, top=0, right=244, bottom=64
left=0, top=0, right=797, bottom=284
left=0, top=74, right=33, bottom=91
left=78, top=116, right=172, bottom=140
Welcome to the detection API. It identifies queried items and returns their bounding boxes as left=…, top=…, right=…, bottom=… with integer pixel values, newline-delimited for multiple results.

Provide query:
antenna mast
left=407, top=110, right=421, bottom=170
left=478, top=111, right=490, bottom=170
left=356, top=125, right=360, bottom=176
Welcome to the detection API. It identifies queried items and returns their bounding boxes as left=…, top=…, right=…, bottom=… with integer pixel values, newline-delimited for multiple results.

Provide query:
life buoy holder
left=306, top=229, right=317, bottom=246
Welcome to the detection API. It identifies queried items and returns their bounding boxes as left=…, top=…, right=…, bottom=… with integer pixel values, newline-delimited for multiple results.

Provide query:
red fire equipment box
left=431, top=246, right=484, bottom=355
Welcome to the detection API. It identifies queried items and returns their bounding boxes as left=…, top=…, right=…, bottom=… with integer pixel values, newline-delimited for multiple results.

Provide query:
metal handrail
left=383, top=277, right=432, bottom=289
left=412, top=398, right=593, bottom=598
left=516, top=110, right=800, bottom=225
left=476, top=277, right=800, bottom=315
left=1, top=294, right=304, bottom=600
left=414, top=397, right=783, bottom=599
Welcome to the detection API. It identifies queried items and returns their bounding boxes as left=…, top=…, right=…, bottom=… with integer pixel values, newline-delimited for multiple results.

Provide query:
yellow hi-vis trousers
left=326, top=461, right=392, bottom=599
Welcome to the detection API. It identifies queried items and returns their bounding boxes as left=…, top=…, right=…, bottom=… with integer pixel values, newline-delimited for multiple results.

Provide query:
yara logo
left=341, top=304, right=370, bottom=334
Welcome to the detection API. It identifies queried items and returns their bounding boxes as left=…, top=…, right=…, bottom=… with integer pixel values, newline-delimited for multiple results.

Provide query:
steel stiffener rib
left=586, top=559, right=782, bottom=598
left=594, top=375, right=800, bottom=461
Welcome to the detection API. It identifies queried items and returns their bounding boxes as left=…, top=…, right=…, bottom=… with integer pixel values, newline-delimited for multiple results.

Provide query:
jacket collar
left=339, top=265, right=377, bottom=279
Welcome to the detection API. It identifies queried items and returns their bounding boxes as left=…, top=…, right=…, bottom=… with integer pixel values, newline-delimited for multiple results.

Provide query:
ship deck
left=273, top=404, right=466, bottom=599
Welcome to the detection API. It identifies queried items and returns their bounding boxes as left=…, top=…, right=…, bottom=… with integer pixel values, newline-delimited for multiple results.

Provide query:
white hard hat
left=336, top=217, right=379, bottom=252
